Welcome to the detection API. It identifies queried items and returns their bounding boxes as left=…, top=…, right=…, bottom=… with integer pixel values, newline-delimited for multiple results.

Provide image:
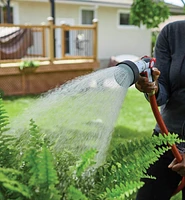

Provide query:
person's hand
left=168, top=154, right=185, bottom=176
left=135, top=67, right=160, bottom=94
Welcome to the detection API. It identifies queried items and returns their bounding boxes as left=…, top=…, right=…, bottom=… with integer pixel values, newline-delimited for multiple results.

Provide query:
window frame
left=79, top=6, right=97, bottom=25
left=117, top=9, right=138, bottom=29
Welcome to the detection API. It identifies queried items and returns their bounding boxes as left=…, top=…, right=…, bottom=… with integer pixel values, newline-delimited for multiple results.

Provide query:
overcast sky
left=164, top=0, right=184, bottom=6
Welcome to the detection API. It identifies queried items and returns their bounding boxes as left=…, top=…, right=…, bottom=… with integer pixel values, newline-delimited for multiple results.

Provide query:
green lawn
left=108, top=87, right=156, bottom=153
left=3, top=88, right=156, bottom=131
left=2, top=88, right=181, bottom=200
left=3, top=95, right=38, bottom=120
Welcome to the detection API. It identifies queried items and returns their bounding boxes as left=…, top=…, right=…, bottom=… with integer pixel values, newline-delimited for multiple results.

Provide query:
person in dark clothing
left=135, top=20, right=185, bottom=200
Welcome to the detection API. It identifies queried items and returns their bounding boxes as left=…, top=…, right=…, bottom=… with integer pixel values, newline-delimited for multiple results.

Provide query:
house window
left=0, top=6, right=13, bottom=23
left=119, top=13, right=130, bottom=25
left=81, top=9, right=94, bottom=25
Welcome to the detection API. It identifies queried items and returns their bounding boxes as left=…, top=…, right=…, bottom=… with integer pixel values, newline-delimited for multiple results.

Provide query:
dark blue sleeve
left=155, top=83, right=169, bottom=106
left=154, top=26, right=171, bottom=106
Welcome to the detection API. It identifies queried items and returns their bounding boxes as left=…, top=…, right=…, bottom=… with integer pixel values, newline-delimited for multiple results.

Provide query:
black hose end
left=116, top=60, right=140, bottom=85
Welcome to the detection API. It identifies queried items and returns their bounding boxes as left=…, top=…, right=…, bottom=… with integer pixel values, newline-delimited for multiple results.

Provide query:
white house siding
left=97, top=6, right=151, bottom=65
left=14, top=1, right=151, bottom=68
left=16, top=2, right=50, bottom=24
left=90, top=0, right=133, bottom=4
left=16, top=2, right=81, bottom=25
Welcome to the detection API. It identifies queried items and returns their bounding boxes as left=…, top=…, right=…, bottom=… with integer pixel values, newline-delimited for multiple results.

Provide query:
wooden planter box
left=0, top=60, right=100, bottom=96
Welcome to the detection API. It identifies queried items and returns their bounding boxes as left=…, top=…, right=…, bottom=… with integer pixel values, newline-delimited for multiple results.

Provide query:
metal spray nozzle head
left=114, top=60, right=140, bottom=87
left=114, top=57, right=156, bottom=87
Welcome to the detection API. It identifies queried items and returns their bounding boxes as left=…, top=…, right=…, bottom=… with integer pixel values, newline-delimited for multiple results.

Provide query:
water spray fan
left=115, top=56, right=185, bottom=195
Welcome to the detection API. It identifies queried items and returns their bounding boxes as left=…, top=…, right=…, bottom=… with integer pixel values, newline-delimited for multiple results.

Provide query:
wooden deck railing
left=0, top=17, right=98, bottom=64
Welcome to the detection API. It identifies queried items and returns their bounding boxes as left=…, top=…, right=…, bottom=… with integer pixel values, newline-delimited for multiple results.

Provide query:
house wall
left=14, top=2, right=50, bottom=24
left=14, top=2, right=81, bottom=25
left=97, top=6, right=151, bottom=67
left=14, top=1, right=151, bottom=68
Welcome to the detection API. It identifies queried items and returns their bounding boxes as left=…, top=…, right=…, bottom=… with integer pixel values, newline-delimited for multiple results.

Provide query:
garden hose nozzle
left=114, top=56, right=156, bottom=87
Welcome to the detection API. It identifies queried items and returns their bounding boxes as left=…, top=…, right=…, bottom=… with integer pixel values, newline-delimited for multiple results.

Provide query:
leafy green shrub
left=19, top=60, right=40, bottom=70
left=130, top=0, right=169, bottom=29
left=91, top=134, right=180, bottom=199
left=0, top=89, right=4, bottom=98
left=0, top=98, right=30, bottom=199
left=0, top=97, right=182, bottom=199
left=20, top=119, right=61, bottom=200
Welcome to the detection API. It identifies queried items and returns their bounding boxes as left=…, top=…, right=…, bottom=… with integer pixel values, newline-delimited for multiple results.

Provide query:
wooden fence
left=0, top=17, right=98, bottom=64
left=0, top=17, right=99, bottom=96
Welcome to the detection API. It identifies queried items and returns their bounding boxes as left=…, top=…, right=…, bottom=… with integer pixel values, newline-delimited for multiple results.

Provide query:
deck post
left=93, top=19, right=98, bottom=62
left=47, top=16, right=54, bottom=63
left=61, top=23, right=67, bottom=59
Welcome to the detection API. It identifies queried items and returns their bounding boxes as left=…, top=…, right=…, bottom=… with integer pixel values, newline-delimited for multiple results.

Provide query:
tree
left=130, top=0, right=170, bottom=29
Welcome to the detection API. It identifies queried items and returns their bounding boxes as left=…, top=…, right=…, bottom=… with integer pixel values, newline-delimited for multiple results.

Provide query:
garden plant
left=0, top=89, right=183, bottom=199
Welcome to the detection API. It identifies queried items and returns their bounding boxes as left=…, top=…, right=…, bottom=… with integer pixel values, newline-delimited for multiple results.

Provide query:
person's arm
left=156, top=25, right=185, bottom=175
left=135, top=26, right=171, bottom=106
left=154, top=26, right=171, bottom=106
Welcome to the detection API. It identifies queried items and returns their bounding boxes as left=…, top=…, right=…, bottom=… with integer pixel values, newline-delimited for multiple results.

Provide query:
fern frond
left=0, top=167, right=30, bottom=199
left=75, top=149, right=97, bottom=177
left=67, top=185, right=88, bottom=200
left=0, top=99, right=10, bottom=134
left=22, top=119, right=61, bottom=200
left=54, top=150, right=78, bottom=199
left=28, top=118, right=44, bottom=147
left=37, top=144, right=59, bottom=186
left=99, top=181, right=143, bottom=199
left=91, top=134, right=179, bottom=199
left=152, top=133, right=182, bottom=146
left=0, top=98, right=17, bottom=168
